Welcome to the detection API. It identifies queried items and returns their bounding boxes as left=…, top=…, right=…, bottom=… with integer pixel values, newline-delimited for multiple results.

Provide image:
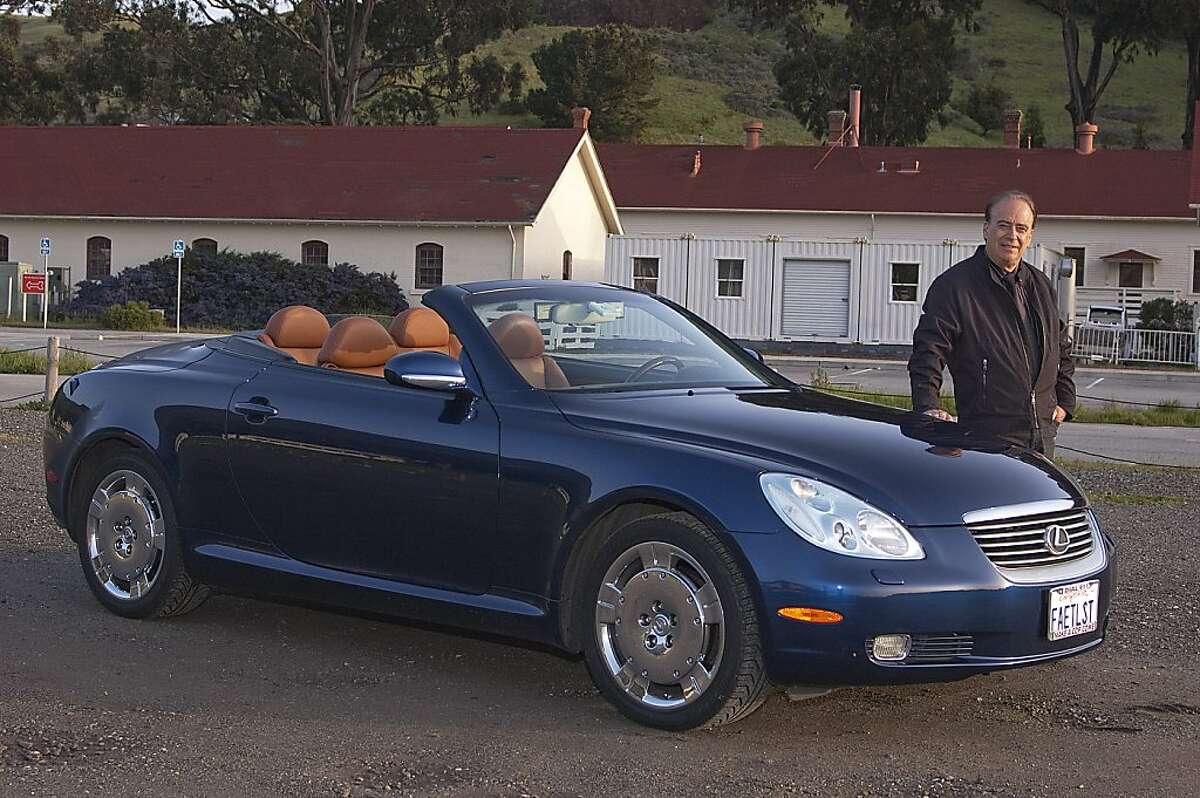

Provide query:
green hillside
left=13, top=0, right=1193, bottom=149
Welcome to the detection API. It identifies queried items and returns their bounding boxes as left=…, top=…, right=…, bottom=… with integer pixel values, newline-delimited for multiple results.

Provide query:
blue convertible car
left=44, top=281, right=1114, bottom=729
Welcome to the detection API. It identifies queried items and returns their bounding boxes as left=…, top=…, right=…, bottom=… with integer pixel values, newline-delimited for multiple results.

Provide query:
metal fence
left=1072, top=323, right=1197, bottom=367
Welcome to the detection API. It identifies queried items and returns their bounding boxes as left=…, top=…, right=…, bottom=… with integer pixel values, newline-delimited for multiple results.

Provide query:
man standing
left=908, top=190, right=1076, bottom=458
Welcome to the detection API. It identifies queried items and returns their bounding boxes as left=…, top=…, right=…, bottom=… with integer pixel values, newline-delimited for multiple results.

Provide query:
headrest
left=488, top=313, right=544, bottom=360
left=389, top=308, right=450, bottom=348
left=318, top=317, right=400, bottom=369
left=263, top=305, right=330, bottom=349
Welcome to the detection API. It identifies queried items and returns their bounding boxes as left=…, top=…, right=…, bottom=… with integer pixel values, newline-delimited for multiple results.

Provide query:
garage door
left=781, top=260, right=850, bottom=338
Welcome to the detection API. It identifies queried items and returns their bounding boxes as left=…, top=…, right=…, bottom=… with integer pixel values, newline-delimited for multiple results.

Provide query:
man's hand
left=922, top=408, right=957, bottom=422
left=1053, top=405, right=1067, bottom=423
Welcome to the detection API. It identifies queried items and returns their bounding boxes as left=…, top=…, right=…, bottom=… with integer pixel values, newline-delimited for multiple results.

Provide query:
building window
left=0, top=234, right=8, bottom=261
left=1064, top=246, right=1085, bottom=286
left=562, top=250, right=572, bottom=280
left=1193, top=251, right=1200, bottom=294
left=1118, top=261, right=1144, bottom=288
left=633, top=257, right=659, bottom=293
left=890, top=262, right=919, bottom=302
left=301, top=240, right=329, bottom=266
left=86, top=236, right=112, bottom=280
left=415, top=242, right=443, bottom=289
left=192, top=238, right=218, bottom=256
left=717, top=259, right=744, bottom=297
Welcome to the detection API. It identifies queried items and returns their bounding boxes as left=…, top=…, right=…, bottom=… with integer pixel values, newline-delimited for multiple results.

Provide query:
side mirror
left=384, top=351, right=470, bottom=393
left=742, top=346, right=765, bottom=363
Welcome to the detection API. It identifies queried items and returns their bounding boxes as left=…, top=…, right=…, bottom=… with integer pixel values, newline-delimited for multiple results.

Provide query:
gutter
left=0, top=213, right=536, bottom=228
left=614, top=207, right=1196, bottom=222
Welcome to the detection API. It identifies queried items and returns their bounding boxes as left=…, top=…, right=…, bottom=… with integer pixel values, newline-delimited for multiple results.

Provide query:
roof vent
left=743, top=119, right=764, bottom=150
left=897, top=160, right=921, bottom=174
left=691, top=150, right=702, bottom=176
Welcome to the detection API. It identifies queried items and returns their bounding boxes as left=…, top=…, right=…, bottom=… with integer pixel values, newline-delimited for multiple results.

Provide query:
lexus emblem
left=1044, top=524, right=1071, bottom=555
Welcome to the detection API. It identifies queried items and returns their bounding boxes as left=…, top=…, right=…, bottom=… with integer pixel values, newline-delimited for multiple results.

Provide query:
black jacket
left=908, top=246, right=1076, bottom=446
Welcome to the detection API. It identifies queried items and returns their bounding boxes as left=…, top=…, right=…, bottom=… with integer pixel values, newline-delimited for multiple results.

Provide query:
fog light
left=871, top=634, right=911, bottom=661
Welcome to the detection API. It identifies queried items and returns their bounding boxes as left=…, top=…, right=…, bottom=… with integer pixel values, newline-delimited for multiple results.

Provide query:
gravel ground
left=1, top=409, right=1197, bottom=797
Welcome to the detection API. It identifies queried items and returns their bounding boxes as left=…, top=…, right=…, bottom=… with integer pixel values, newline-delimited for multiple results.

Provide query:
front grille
left=908, top=634, right=975, bottom=662
left=967, top=507, right=1093, bottom=569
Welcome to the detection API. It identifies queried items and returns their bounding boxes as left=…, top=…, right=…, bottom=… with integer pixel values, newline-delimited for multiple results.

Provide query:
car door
left=224, top=358, right=498, bottom=594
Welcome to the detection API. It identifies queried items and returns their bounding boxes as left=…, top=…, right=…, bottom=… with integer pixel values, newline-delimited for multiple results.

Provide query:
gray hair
left=984, top=190, right=1038, bottom=227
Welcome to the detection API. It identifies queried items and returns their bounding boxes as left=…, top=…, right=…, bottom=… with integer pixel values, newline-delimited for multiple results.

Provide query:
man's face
left=983, top=197, right=1035, bottom=272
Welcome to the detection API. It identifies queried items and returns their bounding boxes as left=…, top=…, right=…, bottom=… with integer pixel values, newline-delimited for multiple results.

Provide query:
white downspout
left=508, top=225, right=517, bottom=279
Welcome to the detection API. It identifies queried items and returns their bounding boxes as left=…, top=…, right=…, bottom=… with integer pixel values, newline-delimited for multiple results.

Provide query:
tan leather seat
left=317, top=316, right=400, bottom=378
left=488, top=313, right=569, bottom=389
left=388, top=308, right=455, bottom=357
left=258, top=305, right=330, bottom=366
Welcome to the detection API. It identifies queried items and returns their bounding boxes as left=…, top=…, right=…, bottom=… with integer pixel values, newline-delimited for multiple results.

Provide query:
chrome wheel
left=594, top=541, right=724, bottom=709
left=85, top=470, right=167, bottom=601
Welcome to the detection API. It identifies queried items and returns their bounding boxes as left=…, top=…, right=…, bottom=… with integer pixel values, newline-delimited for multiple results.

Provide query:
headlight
left=760, top=473, right=924, bottom=560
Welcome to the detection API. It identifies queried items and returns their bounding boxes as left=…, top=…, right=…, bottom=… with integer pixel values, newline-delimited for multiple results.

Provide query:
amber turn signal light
left=777, top=607, right=843, bottom=624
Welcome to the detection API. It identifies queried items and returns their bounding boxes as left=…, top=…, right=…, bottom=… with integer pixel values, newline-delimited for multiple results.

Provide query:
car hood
left=549, top=386, right=1083, bottom=527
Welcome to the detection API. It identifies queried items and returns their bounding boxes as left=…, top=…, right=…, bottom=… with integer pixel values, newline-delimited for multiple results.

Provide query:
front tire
left=579, top=512, right=770, bottom=730
left=72, top=451, right=209, bottom=619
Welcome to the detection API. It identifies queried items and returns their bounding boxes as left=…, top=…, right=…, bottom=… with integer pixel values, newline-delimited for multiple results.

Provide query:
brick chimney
left=1002, top=109, right=1023, bottom=148
left=743, top=119, right=764, bottom=150
left=848, top=85, right=862, bottom=147
left=1074, top=122, right=1098, bottom=155
left=826, top=110, right=847, bottom=145
left=571, top=106, right=591, bottom=130
left=691, top=150, right=702, bottom=176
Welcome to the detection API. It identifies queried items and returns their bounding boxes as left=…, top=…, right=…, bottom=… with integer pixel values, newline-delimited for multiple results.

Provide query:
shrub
left=960, top=82, right=1011, bottom=136
left=61, top=250, right=408, bottom=330
left=1138, top=298, right=1194, bottom=332
left=100, top=301, right=163, bottom=331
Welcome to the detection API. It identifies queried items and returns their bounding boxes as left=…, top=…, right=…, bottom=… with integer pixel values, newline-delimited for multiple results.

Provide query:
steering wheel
left=624, top=355, right=686, bottom=383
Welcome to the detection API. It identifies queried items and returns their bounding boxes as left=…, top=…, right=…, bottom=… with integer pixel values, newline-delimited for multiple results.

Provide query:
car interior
left=256, top=304, right=568, bottom=387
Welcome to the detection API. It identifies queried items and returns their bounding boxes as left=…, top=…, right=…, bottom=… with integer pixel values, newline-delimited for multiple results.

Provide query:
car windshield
left=466, top=288, right=776, bottom=392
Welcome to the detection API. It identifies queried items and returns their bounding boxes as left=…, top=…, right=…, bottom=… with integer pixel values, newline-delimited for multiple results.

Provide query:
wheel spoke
left=128, top=569, right=150, bottom=600
left=681, top=663, right=714, bottom=702
left=614, top=660, right=638, bottom=691
left=635, top=542, right=670, bottom=570
left=694, top=581, right=721, bottom=617
left=91, top=555, right=112, bottom=585
left=596, top=581, right=622, bottom=624
left=89, top=495, right=107, bottom=520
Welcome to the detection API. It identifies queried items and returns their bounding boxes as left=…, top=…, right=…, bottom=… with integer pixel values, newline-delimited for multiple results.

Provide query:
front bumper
left=738, top=522, right=1116, bottom=686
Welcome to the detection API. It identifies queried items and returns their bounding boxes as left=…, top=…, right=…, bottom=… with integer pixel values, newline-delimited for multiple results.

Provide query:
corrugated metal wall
left=605, top=235, right=1047, bottom=344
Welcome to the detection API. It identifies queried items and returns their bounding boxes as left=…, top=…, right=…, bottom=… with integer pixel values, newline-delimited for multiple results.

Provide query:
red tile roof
left=598, top=142, right=1196, bottom=219
left=1099, top=249, right=1160, bottom=261
left=0, top=126, right=586, bottom=223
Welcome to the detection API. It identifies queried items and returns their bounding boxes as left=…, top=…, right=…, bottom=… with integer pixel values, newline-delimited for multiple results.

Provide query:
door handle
left=232, top=400, right=278, bottom=421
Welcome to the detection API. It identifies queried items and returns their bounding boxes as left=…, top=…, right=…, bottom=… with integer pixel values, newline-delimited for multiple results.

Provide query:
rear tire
left=578, top=512, right=771, bottom=730
left=72, top=451, right=209, bottom=619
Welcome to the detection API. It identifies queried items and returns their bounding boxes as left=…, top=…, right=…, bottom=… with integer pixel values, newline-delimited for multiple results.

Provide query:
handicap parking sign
left=39, top=238, right=51, bottom=255
left=172, top=239, right=185, bottom=257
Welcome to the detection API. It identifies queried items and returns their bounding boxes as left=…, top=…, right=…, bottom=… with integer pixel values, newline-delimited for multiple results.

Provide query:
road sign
left=172, top=239, right=186, bottom=257
left=22, top=273, right=46, bottom=294
left=39, top=238, right=51, bottom=256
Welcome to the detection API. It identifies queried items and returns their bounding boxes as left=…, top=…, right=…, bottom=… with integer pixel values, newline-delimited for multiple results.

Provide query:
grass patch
left=4, top=399, right=51, bottom=412
left=1071, top=400, right=1200, bottom=428
left=0, top=348, right=94, bottom=376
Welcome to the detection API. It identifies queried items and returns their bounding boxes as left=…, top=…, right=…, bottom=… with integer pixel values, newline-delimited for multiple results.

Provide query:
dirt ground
left=1, top=409, right=1197, bottom=798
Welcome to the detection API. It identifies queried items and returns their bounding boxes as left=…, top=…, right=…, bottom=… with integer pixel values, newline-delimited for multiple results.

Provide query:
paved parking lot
left=1, top=408, right=1197, bottom=797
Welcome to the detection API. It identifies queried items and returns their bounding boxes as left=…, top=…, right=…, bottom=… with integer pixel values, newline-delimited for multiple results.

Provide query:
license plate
left=1047, top=579, right=1100, bottom=641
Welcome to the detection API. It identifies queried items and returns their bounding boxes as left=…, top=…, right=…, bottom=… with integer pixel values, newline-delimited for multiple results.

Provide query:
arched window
left=86, top=236, right=112, bottom=280
left=415, top=242, right=444, bottom=289
left=562, top=250, right=573, bottom=280
left=301, top=240, right=329, bottom=266
left=192, top=237, right=218, bottom=256
left=0, top=234, right=9, bottom=262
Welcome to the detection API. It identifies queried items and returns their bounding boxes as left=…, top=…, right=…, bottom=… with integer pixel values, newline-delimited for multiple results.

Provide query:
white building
left=0, top=121, right=621, bottom=309
left=599, top=109, right=1200, bottom=345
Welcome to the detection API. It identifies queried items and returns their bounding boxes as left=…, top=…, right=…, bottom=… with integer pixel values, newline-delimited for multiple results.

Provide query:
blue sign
left=39, top=237, right=51, bottom=255
left=172, top=239, right=185, bottom=257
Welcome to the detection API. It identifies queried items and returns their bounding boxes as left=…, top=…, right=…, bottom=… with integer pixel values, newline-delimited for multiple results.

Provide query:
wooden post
left=44, top=336, right=60, bottom=405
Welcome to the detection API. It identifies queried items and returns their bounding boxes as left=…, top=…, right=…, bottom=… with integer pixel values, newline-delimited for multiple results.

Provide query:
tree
left=526, top=24, right=658, bottom=141
left=48, top=0, right=534, bottom=126
left=961, top=81, right=1011, bottom=135
left=1024, top=103, right=1047, bottom=147
left=765, top=1, right=980, bottom=146
left=1159, top=0, right=1200, bottom=148
left=1032, top=1, right=1165, bottom=131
